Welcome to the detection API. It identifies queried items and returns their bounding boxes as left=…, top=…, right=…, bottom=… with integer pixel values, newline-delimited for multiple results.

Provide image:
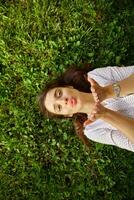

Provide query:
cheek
left=70, top=91, right=76, bottom=97
left=65, top=91, right=72, bottom=97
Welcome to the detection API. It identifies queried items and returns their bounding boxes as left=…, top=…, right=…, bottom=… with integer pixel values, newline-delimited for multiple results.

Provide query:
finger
left=92, top=110, right=97, bottom=114
left=92, top=93, right=100, bottom=102
left=92, top=92, right=97, bottom=99
left=95, top=96, right=99, bottom=101
left=96, top=99, right=100, bottom=103
left=93, top=93, right=98, bottom=97
left=91, top=87, right=96, bottom=93
left=95, top=96, right=100, bottom=102
left=90, top=114, right=96, bottom=121
left=93, top=96, right=99, bottom=103
left=88, top=77, right=97, bottom=86
left=95, top=101, right=101, bottom=106
left=83, top=119, right=93, bottom=126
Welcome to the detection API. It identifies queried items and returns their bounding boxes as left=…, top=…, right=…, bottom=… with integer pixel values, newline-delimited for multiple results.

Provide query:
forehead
left=44, top=88, right=56, bottom=113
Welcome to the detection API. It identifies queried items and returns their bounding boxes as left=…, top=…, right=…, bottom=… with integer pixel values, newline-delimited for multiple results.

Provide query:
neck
left=79, top=92, right=95, bottom=114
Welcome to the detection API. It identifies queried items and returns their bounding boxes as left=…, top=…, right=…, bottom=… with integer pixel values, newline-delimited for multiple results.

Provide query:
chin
left=75, top=106, right=81, bottom=114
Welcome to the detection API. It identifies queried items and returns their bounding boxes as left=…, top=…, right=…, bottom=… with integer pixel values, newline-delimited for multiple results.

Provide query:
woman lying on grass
left=39, top=65, right=134, bottom=152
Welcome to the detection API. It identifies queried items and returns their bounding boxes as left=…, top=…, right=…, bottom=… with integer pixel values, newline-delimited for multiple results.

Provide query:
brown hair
left=39, top=65, right=94, bottom=147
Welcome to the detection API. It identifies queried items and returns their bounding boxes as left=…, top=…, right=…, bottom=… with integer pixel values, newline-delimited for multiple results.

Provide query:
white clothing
left=84, top=66, right=134, bottom=152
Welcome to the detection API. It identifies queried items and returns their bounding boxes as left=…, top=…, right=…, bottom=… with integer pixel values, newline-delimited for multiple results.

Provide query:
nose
left=56, top=97, right=68, bottom=105
left=65, top=98, right=68, bottom=104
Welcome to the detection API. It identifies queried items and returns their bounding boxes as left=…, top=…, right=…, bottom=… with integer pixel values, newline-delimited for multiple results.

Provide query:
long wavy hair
left=39, top=64, right=94, bottom=147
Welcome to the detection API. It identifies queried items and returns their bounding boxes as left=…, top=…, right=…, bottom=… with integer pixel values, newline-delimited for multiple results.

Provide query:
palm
left=84, top=77, right=107, bottom=125
left=88, top=77, right=105, bottom=102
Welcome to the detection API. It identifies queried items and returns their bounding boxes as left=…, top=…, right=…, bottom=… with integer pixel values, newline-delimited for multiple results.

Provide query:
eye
left=57, top=104, right=62, bottom=112
left=55, top=89, right=62, bottom=98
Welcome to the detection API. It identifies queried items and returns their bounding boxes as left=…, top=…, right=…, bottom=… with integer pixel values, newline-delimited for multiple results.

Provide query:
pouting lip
left=68, top=97, right=77, bottom=107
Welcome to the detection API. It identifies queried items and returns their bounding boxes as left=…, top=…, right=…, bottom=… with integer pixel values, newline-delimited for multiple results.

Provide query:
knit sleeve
left=110, top=129, right=134, bottom=152
left=88, top=66, right=134, bottom=86
left=84, top=127, right=134, bottom=152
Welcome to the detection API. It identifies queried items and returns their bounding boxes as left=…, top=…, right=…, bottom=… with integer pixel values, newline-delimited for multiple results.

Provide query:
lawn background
left=0, top=0, right=134, bottom=199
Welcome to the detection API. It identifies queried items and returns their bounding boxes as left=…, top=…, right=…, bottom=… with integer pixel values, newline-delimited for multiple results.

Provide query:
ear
left=84, top=74, right=87, bottom=80
left=64, top=114, right=73, bottom=118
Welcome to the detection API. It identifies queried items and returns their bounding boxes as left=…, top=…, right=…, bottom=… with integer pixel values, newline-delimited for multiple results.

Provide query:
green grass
left=0, top=0, right=134, bottom=199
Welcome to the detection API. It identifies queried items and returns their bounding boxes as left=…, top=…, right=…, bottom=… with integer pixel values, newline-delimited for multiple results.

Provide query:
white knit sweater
left=84, top=66, right=134, bottom=152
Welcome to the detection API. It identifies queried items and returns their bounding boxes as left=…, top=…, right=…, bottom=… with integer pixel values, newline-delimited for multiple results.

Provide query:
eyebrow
left=53, top=104, right=57, bottom=113
left=54, top=89, right=57, bottom=98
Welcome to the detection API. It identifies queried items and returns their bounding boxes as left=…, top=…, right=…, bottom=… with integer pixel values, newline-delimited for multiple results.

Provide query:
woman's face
left=44, top=86, right=83, bottom=116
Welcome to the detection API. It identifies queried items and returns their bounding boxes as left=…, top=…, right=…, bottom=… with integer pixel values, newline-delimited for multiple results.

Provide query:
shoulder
left=89, top=66, right=134, bottom=75
left=88, top=66, right=134, bottom=86
left=84, top=120, right=116, bottom=145
left=84, top=120, right=134, bottom=152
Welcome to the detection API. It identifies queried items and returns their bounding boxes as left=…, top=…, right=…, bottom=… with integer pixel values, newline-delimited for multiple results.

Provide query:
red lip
left=68, top=97, right=77, bottom=107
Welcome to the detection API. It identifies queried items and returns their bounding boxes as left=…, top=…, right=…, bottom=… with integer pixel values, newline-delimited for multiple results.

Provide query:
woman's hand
left=89, top=102, right=107, bottom=121
left=88, top=77, right=107, bottom=120
left=88, top=77, right=112, bottom=102
left=86, top=102, right=108, bottom=122
left=84, top=102, right=108, bottom=126
left=84, top=76, right=112, bottom=126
